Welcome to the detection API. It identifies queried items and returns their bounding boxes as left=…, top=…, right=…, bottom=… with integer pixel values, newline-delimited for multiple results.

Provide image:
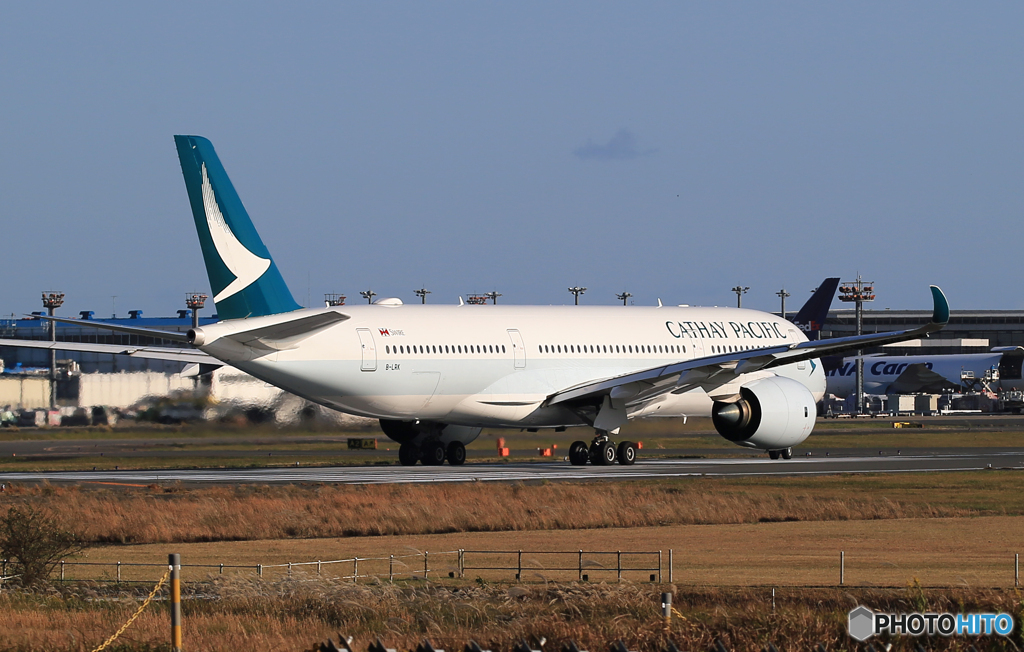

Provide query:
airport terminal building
left=821, top=309, right=1024, bottom=355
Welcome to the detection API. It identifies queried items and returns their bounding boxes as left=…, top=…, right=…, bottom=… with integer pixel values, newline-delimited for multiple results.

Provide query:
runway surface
left=2, top=450, right=1022, bottom=485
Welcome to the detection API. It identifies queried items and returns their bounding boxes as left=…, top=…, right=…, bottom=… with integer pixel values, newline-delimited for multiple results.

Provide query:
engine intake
left=711, top=376, right=816, bottom=450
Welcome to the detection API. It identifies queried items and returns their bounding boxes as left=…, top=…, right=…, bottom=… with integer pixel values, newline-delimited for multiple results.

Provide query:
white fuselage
left=197, top=304, right=827, bottom=428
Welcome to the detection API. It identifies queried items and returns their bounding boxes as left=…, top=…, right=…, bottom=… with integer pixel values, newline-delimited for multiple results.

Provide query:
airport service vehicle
left=0, top=136, right=950, bottom=465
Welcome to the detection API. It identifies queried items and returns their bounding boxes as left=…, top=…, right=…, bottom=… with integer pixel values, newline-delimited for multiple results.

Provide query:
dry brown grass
left=73, top=515, right=1024, bottom=589
left=4, top=473, right=1014, bottom=546
left=1, top=578, right=1022, bottom=651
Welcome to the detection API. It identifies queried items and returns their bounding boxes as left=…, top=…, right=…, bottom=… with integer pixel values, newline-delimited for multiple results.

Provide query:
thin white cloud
left=574, top=129, right=657, bottom=160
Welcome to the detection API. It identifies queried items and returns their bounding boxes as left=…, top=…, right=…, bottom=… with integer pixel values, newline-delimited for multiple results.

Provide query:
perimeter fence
left=1, top=549, right=668, bottom=585
left=3, top=549, right=1021, bottom=588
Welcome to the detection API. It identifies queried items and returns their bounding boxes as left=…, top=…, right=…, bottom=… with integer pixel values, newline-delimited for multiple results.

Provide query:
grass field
left=2, top=471, right=1023, bottom=545
left=2, top=419, right=1024, bottom=650
left=65, top=515, right=1024, bottom=589
left=2, top=567, right=1022, bottom=651
left=1, top=415, right=1024, bottom=472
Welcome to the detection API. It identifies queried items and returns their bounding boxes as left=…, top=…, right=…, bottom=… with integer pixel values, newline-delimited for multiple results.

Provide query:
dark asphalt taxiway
left=1, top=450, right=1022, bottom=485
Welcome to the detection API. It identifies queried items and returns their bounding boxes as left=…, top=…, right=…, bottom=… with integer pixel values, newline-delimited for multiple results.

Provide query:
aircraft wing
left=888, top=363, right=958, bottom=394
left=0, top=338, right=218, bottom=366
left=547, top=286, right=950, bottom=410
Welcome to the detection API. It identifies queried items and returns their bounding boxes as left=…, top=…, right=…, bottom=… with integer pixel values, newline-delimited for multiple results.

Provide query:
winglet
left=930, top=286, right=949, bottom=325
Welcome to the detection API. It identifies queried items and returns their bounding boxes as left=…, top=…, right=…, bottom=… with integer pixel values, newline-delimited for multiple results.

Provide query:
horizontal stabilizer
left=0, top=338, right=217, bottom=366
left=33, top=315, right=191, bottom=343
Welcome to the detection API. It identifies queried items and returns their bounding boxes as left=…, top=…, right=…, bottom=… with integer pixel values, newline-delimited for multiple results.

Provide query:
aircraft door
left=356, top=328, right=377, bottom=371
left=686, top=329, right=704, bottom=359
left=507, top=329, right=526, bottom=369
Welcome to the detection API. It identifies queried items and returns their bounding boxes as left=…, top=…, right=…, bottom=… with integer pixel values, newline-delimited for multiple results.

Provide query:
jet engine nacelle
left=379, top=419, right=482, bottom=446
left=711, top=376, right=816, bottom=450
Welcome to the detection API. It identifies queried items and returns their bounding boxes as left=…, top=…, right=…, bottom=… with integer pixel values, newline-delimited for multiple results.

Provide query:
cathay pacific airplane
left=0, top=137, right=951, bottom=466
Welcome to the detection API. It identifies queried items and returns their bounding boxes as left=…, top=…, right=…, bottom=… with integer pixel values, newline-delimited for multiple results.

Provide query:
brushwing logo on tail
left=200, top=163, right=271, bottom=302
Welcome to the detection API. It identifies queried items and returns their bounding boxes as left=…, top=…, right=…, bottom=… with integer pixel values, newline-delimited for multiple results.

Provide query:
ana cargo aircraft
left=0, top=137, right=951, bottom=465
left=825, top=348, right=1024, bottom=396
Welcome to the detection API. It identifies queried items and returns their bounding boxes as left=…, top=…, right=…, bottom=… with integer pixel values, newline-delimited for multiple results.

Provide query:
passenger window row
left=710, top=344, right=760, bottom=354
left=537, top=343, right=687, bottom=355
left=384, top=344, right=507, bottom=355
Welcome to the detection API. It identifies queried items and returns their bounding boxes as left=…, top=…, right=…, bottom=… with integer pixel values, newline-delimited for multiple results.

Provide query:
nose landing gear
left=569, top=432, right=637, bottom=466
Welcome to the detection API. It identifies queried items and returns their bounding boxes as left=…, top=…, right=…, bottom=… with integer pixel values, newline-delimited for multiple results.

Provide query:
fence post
left=658, top=550, right=662, bottom=583
left=389, top=555, right=394, bottom=582
left=60, top=560, right=65, bottom=582
left=669, top=549, right=673, bottom=583
left=517, top=550, right=522, bottom=582
left=578, top=550, right=583, bottom=581
left=424, top=552, right=428, bottom=580
left=661, top=592, right=672, bottom=629
left=219, top=563, right=223, bottom=576
left=317, top=560, right=321, bottom=576
left=287, top=562, right=292, bottom=576
left=1016, top=553, right=1019, bottom=587
left=117, top=561, right=121, bottom=584
left=257, top=564, right=262, bottom=578
left=617, top=551, right=621, bottom=582
left=2, top=559, right=6, bottom=578
left=169, top=553, right=182, bottom=652
left=459, top=550, right=464, bottom=578
left=353, top=558, right=358, bottom=582
left=840, top=551, right=845, bottom=586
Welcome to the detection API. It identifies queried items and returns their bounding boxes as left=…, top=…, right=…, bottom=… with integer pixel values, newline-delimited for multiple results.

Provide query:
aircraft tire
left=422, top=441, right=447, bottom=466
left=446, top=441, right=467, bottom=466
left=768, top=449, right=781, bottom=460
left=596, top=441, right=616, bottom=466
left=781, top=447, right=793, bottom=460
left=569, top=441, right=589, bottom=466
left=616, top=441, right=636, bottom=465
left=398, top=443, right=420, bottom=466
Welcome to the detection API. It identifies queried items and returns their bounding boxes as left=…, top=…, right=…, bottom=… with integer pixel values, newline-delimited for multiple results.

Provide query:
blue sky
left=2, top=3, right=1021, bottom=318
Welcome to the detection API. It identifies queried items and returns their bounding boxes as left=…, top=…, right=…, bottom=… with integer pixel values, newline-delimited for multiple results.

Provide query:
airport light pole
left=838, top=276, right=875, bottom=415
left=568, top=286, right=586, bottom=305
left=616, top=292, right=632, bottom=306
left=414, top=288, right=431, bottom=304
left=731, top=286, right=749, bottom=308
left=359, top=290, right=377, bottom=304
left=484, top=291, right=501, bottom=305
left=776, top=288, right=791, bottom=319
left=42, top=291, right=64, bottom=410
left=185, top=293, right=207, bottom=330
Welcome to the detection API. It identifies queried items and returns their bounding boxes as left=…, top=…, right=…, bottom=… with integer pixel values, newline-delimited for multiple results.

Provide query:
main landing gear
left=767, top=448, right=793, bottom=460
left=569, top=433, right=637, bottom=466
left=398, top=441, right=467, bottom=466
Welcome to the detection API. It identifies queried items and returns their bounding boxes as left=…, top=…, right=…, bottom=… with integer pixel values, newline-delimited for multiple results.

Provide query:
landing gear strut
left=569, top=433, right=638, bottom=466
